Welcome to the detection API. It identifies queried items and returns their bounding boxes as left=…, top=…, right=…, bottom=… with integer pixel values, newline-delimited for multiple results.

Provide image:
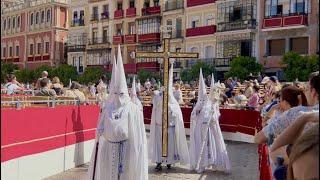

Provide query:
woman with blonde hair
left=51, top=76, right=63, bottom=95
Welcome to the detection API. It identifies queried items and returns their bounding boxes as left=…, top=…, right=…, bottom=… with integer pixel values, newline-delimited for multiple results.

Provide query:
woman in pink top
left=247, top=85, right=260, bottom=109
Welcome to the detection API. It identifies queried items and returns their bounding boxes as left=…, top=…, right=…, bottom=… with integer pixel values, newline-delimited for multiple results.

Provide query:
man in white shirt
left=5, top=74, right=24, bottom=95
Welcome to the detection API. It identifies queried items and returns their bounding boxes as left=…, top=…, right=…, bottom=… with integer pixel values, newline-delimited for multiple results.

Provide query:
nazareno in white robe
left=149, top=63, right=190, bottom=166
left=189, top=100, right=230, bottom=172
left=87, top=45, right=148, bottom=180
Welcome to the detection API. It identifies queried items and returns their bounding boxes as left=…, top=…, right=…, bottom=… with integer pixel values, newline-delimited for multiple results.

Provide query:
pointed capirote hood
left=131, top=76, right=137, bottom=98
left=197, top=68, right=207, bottom=102
left=168, top=61, right=180, bottom=107
left=114, top=45, right=131, bottom=105
left=209, top=73, right=215, bottom=98
left=108, top=55, right=117, bottom=94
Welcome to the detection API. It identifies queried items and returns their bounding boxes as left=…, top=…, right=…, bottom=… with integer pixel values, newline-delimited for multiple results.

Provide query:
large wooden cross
left=135, top=38, right=198, bottom=157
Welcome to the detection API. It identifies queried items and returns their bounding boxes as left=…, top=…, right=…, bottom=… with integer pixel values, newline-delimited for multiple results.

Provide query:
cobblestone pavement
left=45, top=139, right=259, bottom=180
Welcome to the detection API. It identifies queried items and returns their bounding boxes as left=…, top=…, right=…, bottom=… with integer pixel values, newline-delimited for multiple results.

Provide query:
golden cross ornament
left=135, top=38, right=198, bottom=157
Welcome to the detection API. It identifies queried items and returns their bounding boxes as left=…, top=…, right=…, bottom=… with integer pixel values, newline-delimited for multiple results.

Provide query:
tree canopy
left=281, top=51, right=319, bottom=81
left=225, top=56, right=262, bottom=81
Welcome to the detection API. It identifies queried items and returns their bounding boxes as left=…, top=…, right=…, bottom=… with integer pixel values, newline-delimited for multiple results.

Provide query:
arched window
left=30, top=13, right=34, bottom=25
left=12, top=17, right=16, bottom=28
left=17, top=16, right=20, bottom=28
left=36, top=12, right=39, bottom=24
left=191, top=47, right=198, bottom=53
left=205, top=46, right=214, bottom=58
left=46, top=10, right=51, bottom=22
left=41, top=11, right=45, bottom=23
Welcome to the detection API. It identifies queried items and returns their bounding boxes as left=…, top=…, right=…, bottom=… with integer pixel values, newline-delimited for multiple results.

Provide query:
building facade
left=66, top=0, right=89, bottom=73
left=258, top=0, right=319, bottom=79
left=1, top=0, right=69, bottom=70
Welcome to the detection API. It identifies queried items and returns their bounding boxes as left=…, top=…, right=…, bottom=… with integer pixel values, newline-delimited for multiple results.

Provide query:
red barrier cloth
left=143, top=106, right=260, bottom=135
left=1, top=105, right=100, bottom=162
left=259, top=144, right=273, bottom=180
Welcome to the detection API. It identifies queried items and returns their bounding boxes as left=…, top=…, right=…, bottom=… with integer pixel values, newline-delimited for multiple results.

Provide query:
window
left=79, top=56, right=83, bottom=73
left=16, top=46, right=19, bottom=56
left=166, top=19, right=172, bottom=37
left=29, top=44, right=33, bottom=55
left=230, top=7, right=242, bottom=21
left=30, top=13, right=34, bottom=25
left=47, top=10, right=51, bottom=22
left=9, top=47, right=13, bottom=57
left=103, top=5, right=108, bottom=12
left=3, top=19, right=6, bottom=30
left=128, top=22, right=135, bottom=34
left=92, top=29, right=98, bottom=43
left=103, top=27, right=108, bottom=42
left=12, top=17, right=16, bottom=28
left=290, top=37, right=308, bottom=54
left=267, top=39, right=285, bottom=56
left=3, top=47, right=6, bottom=57
left=154, top=0, right=159, bottom=7
left=36, top=12, right=39, bottom=24
left=144, top=0, right=150, bottom=8
left=117, top=3, right=122, bottom=10
left=93, top=6, right=98, bottom=20
left=73, top=11, right=78, bottom=19
left=37, top=43, right=41, bottom=54
left=191, top=20, right=199, bottom=28
left=79, top=10, right=84, bottom=25
left=129, top=0, right=135, bottom=8
left=137, top=17, right=160, bottom=35
left=41, top=11, right=45, bottom=23
left=176, top=18, right=182, bottom=37
left=206, top=15, right=214, bottom=26
left=8, top=18, right=11, bottom=29
left=72, top=57, right=76, bottom=66
left=241, top=41, right=252, bottom=56
left=45, top=42, right=50, bottom=53
left=205, top=46, right=214, bottom=58
left=17, top=16, right=20, bottom=27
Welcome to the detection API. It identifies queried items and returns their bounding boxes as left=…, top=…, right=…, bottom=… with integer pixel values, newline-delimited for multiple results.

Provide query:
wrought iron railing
left=185, top=58, right=232, bottom=68
left=217, top=19, right=256, bottom=32
left=90, top=14, right=99, bottom=21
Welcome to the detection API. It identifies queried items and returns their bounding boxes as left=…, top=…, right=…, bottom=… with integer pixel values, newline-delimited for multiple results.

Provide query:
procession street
left=45, top=135, right=259, bottom=180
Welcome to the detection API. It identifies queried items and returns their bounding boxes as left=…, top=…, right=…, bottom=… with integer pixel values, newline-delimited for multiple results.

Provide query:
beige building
left=184, top=0, right=216, bottom=74
left=67, top=0, right=89, bottom=73
left=86, top=0, right=112, bottom=70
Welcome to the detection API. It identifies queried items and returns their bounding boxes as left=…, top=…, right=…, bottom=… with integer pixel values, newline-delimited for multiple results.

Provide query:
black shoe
left=167, top=164, right=172, bottom=169
left=155, top=163, right=162, bottom=171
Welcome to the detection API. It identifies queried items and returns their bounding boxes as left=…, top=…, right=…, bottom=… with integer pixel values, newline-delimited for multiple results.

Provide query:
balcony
left=186, top=25, right=216, bottom=37
left=124, top=34, right=136, bottom=44
left=263, top=14, right=308, bottom=29
left=114, top=10, right=124, bottom=19
left=165, top=0, right=183, bottom=11
left=101, top=12, right=109, bottom=20
left=217, top=19, right=256, bottom=32
left=186, top=58, right=232, bottom=68
left=138, top=33, right=160, bottom=43
left=187, top=0, right=215, bottom=7
left=67, top=45, right=86, bottom=52
left=90, top=14, right=99, bottom=21
left=71, top=19, right=85, bottom=27
left=88, top=37, right=109, bottom=45
left=141, top=6, right=161, bottom=16
left=113, top=35, right=124, bottom=44
left=126, top=7, right=136, bottom=17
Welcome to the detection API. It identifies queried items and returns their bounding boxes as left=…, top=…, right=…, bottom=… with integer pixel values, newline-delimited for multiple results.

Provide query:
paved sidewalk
left=45, top=141, right=259, bottom=180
